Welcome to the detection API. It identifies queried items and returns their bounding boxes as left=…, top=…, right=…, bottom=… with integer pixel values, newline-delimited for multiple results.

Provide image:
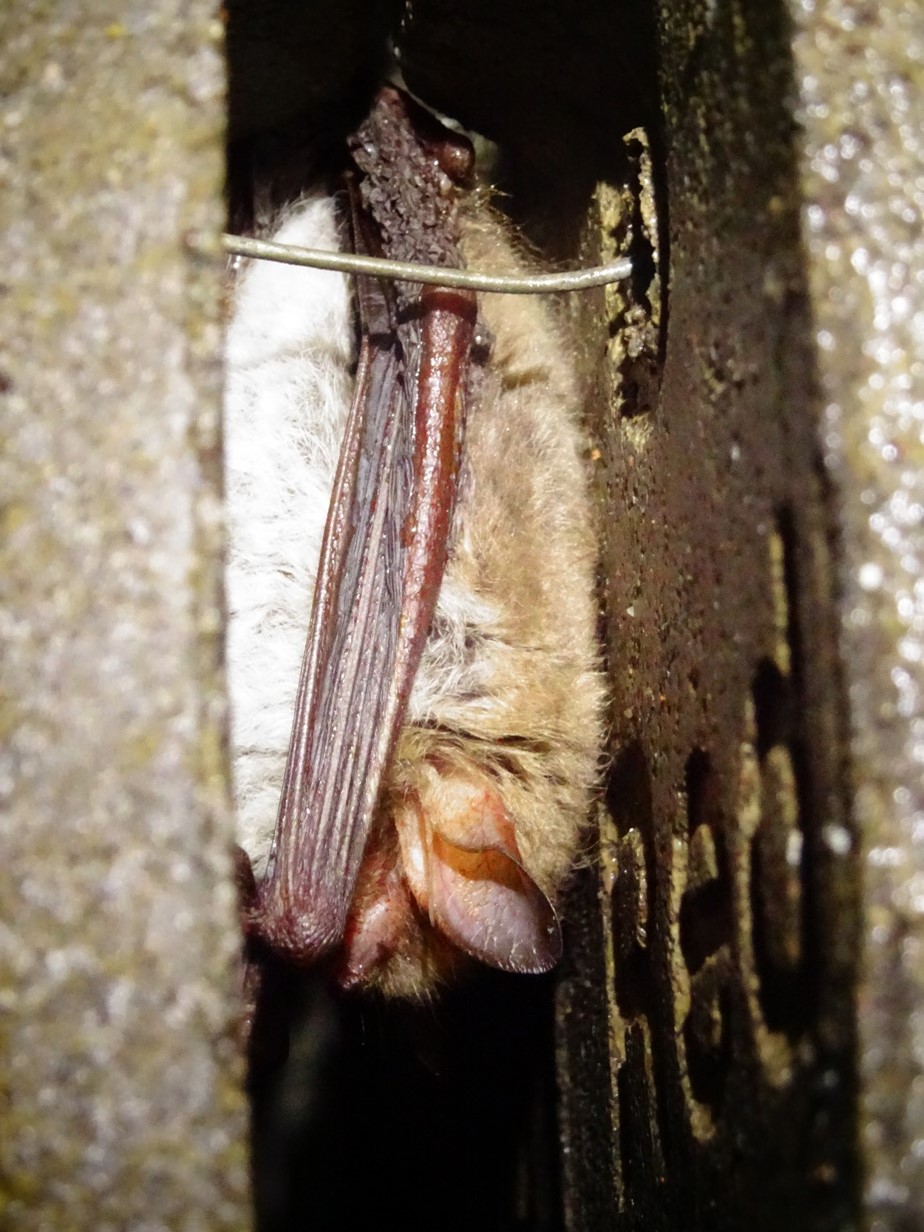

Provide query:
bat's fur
left=225, top=190, right=603, bottom=997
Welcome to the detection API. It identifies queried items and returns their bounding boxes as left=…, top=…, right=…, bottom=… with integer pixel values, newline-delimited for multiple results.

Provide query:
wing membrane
left=255, top=183, right=476, bottom=959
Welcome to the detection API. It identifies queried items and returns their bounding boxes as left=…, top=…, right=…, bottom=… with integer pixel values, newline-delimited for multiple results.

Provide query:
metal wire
left=217, top=232, right=632, bottom=294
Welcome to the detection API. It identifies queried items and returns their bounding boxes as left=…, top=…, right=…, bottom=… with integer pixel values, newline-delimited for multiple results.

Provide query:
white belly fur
left=224, top=195, right=353, bottom=874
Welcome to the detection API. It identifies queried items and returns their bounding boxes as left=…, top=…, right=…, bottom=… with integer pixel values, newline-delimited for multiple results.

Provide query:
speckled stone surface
left=0, top=5, right=250, bottom=1228
left=789, top=2, right=924, bottom=1226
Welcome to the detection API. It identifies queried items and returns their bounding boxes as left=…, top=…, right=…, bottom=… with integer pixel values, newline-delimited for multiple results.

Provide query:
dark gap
left=613, top=941, right=654, bottom=1023
left=617, top=1025, right=666, bottom=1228
left=606, top=744, right=658, bottom=1022
left=751, top=658, right=793, bottom=757
left=749, top=514, right=813, bottom=1036
left=750, top=823, right=810, bottom=1039
left=605, top=741, right=653, bottom=840
left=683, top=982, right=732, bottom=1113
left=251, top=968, right=561, bottom=1232
left=775, top=502, right=820, bottom=1024
left=684, top=747, right=711, bottom=835
left=776, top=506, right=804, bottom=691
left=750, top=731, right=815, bottom=1040
left=555, top=864, right=622, bottom=1231
left=625, top=137, right=658, bottom=318
left=679, top=749, right=732, bottom=974
left=679, top=878, right=733, bottom=977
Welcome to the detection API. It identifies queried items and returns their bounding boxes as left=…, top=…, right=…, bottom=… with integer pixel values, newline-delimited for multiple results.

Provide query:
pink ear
left=395, top=771, right=562, bottom=974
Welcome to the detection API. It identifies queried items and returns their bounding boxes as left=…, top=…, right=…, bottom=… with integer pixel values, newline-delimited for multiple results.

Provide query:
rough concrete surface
left=0, top=5, right=250, bottom=1228
left=789, top=2, right=924, bottom=1227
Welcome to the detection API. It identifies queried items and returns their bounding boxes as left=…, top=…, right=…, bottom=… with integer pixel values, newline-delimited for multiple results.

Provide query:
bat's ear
left=395, top=768, right=562, bottom=975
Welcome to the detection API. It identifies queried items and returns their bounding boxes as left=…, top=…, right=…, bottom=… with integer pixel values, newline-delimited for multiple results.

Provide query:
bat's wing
left=254, top=172, right=477, bottom=960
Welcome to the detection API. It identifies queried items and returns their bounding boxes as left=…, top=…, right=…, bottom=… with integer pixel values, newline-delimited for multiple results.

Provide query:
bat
left=225, top=86, right=604, bottom=1002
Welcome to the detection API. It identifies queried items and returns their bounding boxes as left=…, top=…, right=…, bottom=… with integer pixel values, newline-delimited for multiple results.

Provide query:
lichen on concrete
left=0, top=4, right=250, bottom=1228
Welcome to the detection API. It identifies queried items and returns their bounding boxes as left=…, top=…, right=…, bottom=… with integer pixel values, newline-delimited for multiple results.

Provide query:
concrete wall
left=0, top=5, right=249, bottom=1228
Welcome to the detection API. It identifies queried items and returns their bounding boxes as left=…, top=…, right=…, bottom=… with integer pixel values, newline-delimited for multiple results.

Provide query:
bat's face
left=225, top=87, right=603, bottom=1003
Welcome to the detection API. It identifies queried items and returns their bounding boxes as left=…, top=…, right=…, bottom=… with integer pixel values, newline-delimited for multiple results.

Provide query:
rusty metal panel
left=567, top=104, right=856, bottom=1232
left=558, top=0, right=921, bottom=1226
left=560, top=0, right=862, bottom=1223
left=0, top=5, right=249, bottom=1228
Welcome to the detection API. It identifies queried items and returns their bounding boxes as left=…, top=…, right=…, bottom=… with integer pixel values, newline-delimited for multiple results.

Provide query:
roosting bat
left=225, top=86, right=604, bottom=1001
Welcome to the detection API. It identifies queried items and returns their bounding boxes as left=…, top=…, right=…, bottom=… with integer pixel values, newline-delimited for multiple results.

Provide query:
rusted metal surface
left=0, top=4, right=249, bottom=1228
left=561, top=0, right=860, bottom=1223
left=225, top=0, right=394, bottom=143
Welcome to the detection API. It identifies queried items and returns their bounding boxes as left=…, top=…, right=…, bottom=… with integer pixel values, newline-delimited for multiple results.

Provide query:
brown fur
left=344, top=204, right=605, bottom=997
